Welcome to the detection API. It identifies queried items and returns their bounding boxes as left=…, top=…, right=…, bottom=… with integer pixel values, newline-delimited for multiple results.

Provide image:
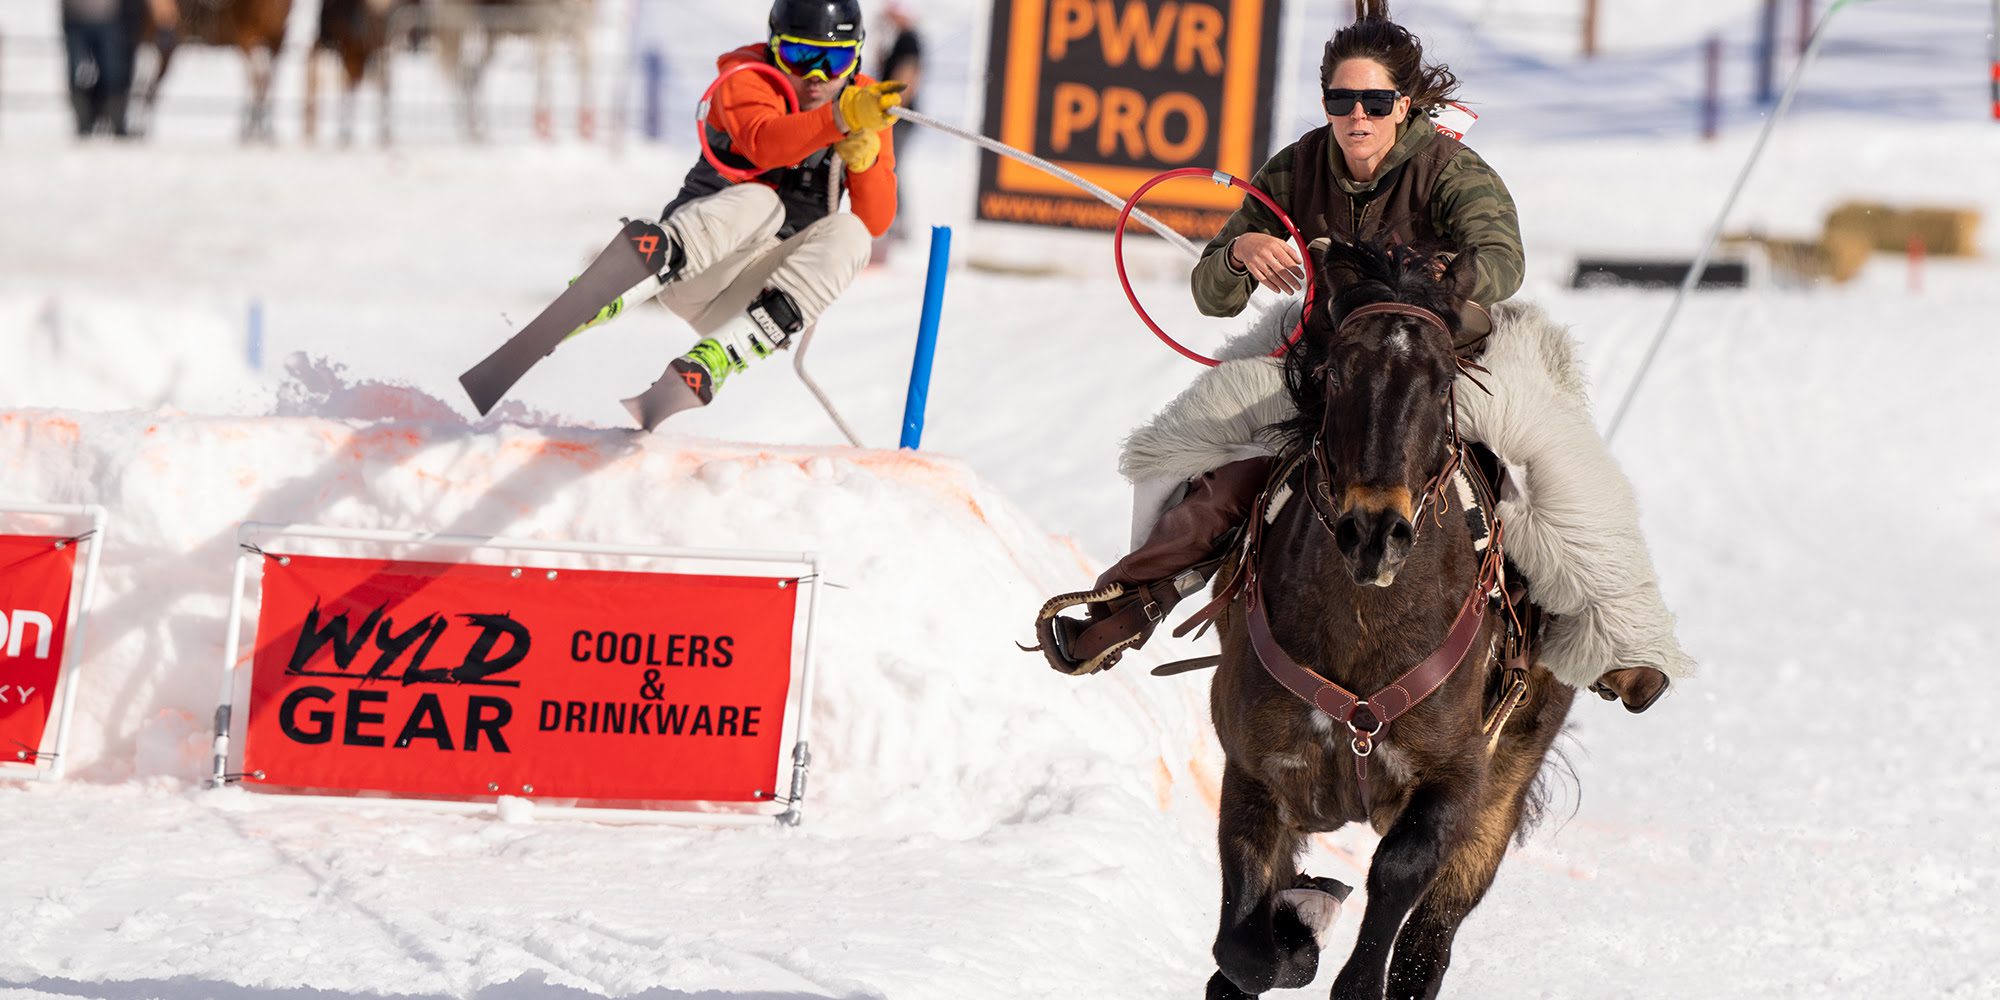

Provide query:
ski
left=459, top=219, right=675, bottom=416
left=620, top=358, right=712, bottom=431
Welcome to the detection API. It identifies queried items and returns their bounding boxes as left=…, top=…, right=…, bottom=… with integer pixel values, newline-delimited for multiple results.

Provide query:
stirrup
left=1021, top=582, right=1142, bottom=676
left=1590, top=666, right=1670, bottom=713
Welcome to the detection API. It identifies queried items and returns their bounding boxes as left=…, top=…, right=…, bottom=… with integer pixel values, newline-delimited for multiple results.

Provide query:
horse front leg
left=1210, top=763, right=1317, bottom=998
left=240, top=45, right=276, bottom=142
left=302, top=47, right=322, bottom=141
left=1385, top=683, right=1574, bottom=999
left=1329, top=780, right=1478, bottom=1000
left=374, top=50, right=393, bottom=146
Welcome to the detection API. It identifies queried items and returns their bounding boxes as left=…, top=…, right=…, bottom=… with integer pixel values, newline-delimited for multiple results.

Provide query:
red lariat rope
left=697, top=62, right=799, bottom=183
left=1113, top=168, right=1314, bottom=367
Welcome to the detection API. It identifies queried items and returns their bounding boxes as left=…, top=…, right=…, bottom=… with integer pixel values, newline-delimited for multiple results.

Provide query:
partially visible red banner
left=243, top=554, right=800, bottom=802
left=0, top=535, right=78, bottom=764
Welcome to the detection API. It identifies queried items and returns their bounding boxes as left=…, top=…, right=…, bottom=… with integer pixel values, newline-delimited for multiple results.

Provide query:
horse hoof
left=1204, top=971, right=1255, bottom=1000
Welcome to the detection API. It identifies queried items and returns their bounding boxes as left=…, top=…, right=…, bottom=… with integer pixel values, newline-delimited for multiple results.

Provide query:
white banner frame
left=0, top=503, right=109, bottom=783
left=211, top=522, right=827, bottom=826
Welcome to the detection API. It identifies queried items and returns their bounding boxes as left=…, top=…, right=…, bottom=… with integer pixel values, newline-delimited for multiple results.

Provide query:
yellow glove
left=834, top=128, right=881, bottom=173
left=837, top=80, right=906, bottom=133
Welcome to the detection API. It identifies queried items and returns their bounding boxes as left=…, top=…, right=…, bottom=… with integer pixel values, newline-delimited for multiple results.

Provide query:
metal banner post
left=0, top=502, right=108, bottom=782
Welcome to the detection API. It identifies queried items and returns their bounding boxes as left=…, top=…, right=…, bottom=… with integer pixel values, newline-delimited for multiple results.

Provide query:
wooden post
left=1581, top=0, right=1599, bottom=59
left=1702, top=36, right=1723, bottom=140
left=1798, top=0, right=1814, bottom=57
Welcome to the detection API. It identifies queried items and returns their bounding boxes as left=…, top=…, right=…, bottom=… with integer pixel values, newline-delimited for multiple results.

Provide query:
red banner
left=243, top=554, right=800, bottom=802
left=0, top=535, right=78, bottom=764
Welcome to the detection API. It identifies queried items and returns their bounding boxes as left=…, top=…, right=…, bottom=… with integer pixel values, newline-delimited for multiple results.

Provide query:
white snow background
left=3, top=0, right=1999, bottom=997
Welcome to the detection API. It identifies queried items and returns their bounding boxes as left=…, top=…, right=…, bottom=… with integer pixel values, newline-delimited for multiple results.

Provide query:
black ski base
left=620, top=358, right=712, bottom=431
left=460, top=218, right=675, bottom=416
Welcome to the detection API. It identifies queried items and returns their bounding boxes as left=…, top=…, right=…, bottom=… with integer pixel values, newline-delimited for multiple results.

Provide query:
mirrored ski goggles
left=770, top=35, right=862, bottom=81
left=1322, top=88, right=1401, bottom=117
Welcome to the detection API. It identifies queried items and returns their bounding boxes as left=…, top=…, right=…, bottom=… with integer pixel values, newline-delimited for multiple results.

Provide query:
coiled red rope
left=1113, top=168, right=1314, bottom=367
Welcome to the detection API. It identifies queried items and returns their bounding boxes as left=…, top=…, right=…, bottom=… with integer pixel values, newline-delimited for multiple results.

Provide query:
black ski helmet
left=768, top=0, right=865, bottom=44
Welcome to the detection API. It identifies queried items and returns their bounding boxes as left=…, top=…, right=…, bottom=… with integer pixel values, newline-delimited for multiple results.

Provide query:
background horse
left=304, top=0, right=413, bottom=145
left=130, top=0, right=293, bottom=141
left=1205, top=243, right=1574, bottom=1000
left=430, top=0, right=595, bottom=141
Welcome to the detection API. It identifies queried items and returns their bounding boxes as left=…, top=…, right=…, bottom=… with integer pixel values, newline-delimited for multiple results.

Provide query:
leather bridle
left=1249, top=300, right=1502, bottom=813
left=1299, top=303, right=1484, bottom=548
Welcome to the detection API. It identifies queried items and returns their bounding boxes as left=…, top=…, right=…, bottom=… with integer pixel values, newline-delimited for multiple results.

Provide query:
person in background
left=61, top=0, right=135, bottom=137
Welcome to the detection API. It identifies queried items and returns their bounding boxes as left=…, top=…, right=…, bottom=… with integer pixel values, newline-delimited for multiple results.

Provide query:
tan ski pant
left=659, top=184, right=871, bottom=336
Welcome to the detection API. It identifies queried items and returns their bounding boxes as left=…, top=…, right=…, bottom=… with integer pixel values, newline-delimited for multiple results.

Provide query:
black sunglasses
left=1323, top=88, right=1401, bottom=117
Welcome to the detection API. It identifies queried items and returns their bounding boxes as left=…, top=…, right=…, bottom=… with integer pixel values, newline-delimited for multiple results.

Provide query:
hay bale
left=1899, top=206, right=1981, bottom=256
left=1821, top=227, right=1873, bottom=284
left=1823, top=200, right=1981, bottom=257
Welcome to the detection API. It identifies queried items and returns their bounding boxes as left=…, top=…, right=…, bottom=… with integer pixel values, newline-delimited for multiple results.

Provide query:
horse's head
left=1279, top=241, right=1478, bottom=587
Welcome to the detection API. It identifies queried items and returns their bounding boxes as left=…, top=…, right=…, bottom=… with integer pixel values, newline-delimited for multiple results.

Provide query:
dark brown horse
left=305, top=0, right=414, bottom=145
left=130, top=0, right=292, bottom=140
left=1204, top=242, right=1574, bottom=999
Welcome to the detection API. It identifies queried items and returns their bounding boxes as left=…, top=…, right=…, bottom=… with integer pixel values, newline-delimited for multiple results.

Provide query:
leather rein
left=1245, top=301, right=1503, bottom=811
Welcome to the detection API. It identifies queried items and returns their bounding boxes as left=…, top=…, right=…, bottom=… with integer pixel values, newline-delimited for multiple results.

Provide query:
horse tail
left=1519, top=731, right=1582, bottom=845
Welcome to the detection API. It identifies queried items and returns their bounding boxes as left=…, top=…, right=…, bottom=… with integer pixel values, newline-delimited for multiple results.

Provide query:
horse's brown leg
left=303, top=46, right=322, bottom=141
left=374, top=46, right=392, bottom=146
left=1383, top=681, right=1575, bottom=1000
left=339, top=47, right=367, bottom=146
left=1328, top=780, right=1479, bottom=1000
left=236, top=41, right=273, bottom=142
left=1211, top=762, right=1317, bottom=996
left=141, top=38, right=177, bottom=131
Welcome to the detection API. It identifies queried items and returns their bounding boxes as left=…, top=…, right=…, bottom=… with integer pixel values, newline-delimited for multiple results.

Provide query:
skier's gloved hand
left=836, top=80, right=906, bottom=133
left=834, top=128, right=881, bottom=172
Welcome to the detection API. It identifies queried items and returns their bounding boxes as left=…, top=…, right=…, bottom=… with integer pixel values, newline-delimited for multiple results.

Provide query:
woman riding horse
left=1034, top=2, right=1688, bottom=712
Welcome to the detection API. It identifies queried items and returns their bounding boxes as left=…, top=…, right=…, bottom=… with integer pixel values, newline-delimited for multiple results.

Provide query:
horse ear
left=1440, top=248, right=1479, bottom=302
left=1319, top=239, right=1366, bottom=292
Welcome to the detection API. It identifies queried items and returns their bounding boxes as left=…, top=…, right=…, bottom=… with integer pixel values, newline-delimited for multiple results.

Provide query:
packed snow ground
left=5, top=0, right=2000, bottom=997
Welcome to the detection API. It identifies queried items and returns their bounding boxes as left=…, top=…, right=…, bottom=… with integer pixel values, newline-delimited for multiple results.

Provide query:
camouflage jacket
left=1190, top=117, right=1524, bottom=317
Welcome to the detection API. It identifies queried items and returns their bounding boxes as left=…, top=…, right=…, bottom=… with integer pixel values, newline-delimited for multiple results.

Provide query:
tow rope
left=696, top=68, right=1312, bottom=367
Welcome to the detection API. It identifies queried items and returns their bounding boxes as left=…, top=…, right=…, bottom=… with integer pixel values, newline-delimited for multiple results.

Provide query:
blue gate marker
left=900, top=226, right=952, bottom=449
left=247, top=297, right=264, bottom=371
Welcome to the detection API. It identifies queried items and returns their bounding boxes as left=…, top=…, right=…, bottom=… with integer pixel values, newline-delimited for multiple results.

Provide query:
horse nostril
left=1334, top=515, right=1363, bottom=554
left=1387, top=518, right=1413, bottom=547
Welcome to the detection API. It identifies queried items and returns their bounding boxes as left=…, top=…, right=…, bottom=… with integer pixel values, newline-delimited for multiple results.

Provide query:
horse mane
left=1274, top=239, right=1464, bottom=451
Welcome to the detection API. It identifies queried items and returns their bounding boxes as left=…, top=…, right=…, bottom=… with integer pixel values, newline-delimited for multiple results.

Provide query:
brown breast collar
left=1245, top=508, right=1501, bottom=811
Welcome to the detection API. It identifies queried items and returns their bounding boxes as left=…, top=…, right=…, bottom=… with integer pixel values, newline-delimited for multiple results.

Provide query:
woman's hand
left=1229, top=233, right=1305, bottom=295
